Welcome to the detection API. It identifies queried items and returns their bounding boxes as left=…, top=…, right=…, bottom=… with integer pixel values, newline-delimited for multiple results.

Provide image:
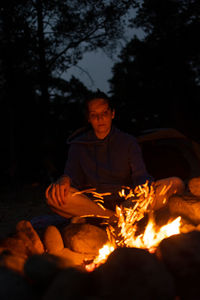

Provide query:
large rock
left=0, top=267, right=37, bottom=300
left=0, top=220, right=45, bottom=274
left=93, top=247, right=175, bottom=300
left=156, top=231, right=200, bottom=300
left=24, top=253, right=63, bottom=289
left=168, top=194, right=200, bottom=225
left=0, top=252, right=26, bottom=275
left=24, top=250, right=95, bottom=288
left=43, top=268, right=95, bottom=300
left=61, top=223, right=108, bottom=255
left=0, top=236, right=29, bottom=259
left=55, top=248, right=94, bottom=269
left=15, top=220, right=44, bottom=255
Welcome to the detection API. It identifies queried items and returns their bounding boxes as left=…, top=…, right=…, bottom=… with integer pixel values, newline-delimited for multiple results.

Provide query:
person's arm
left=63, top=143, right=86, bottom=189
left=45, top=143, right=79, bottom=206
left=45, top=174, right=71, bottom=206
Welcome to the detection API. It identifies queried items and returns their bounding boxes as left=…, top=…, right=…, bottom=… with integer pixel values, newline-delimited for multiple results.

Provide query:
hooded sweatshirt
left=64, top=126, right=153, bottom=210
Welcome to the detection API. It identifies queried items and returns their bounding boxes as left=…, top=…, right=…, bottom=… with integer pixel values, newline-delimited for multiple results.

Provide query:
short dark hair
left=84, top=91, right=114, bottom=117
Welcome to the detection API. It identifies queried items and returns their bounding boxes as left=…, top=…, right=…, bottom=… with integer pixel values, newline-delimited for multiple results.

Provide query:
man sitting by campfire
left=45, top=92, right=185, bottom=221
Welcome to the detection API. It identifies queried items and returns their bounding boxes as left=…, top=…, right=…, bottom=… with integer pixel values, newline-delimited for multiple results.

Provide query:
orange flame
left=88, top=181, right=182, bottom=269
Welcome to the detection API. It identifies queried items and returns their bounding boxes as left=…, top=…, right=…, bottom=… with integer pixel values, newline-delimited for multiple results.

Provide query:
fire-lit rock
left=24, top=253, right=63, bottom=289
left=43, top=225, right=64, bottom=253
left=156, top=231, right=200, bottom=300
left=0, top=267, right=36, bottom=300
left=168, top=194, right=200, bottom=225
left=43, top=268, right=95, bottom=300
left=24, top=250, right=95, bottom=290
left=0, top=220, right=44, bottom=259
left=15, top=220, right=44, bottom=255
left=0, top=252, right=26, bottom=275
left=61, top=223, right=108, bottom=255
left=93, top=247, right=176, bottom=300
left=188, top=177, right=200, bottom=196
left=0, top=236, right=29, bottom=259
left=0, top=220, right=45, bottom=276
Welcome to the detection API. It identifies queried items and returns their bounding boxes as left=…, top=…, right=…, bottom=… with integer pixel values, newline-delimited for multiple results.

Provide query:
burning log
left=156, top=231, right=200, bottom=300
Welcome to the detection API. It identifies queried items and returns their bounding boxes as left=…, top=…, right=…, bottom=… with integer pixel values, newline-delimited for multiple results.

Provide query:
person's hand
left=45, top=175, right=70, bottom=207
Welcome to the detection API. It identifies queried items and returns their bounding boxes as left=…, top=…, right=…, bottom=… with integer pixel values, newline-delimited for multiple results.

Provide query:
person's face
left=87, top=98, right=115, bottom=139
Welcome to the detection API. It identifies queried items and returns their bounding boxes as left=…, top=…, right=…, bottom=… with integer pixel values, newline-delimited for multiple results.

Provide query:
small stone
left=56, top=247, right=94, bottom=269
left=43, top=225, right=64, bottom=253
left=188, top=177, right=200, bottom=196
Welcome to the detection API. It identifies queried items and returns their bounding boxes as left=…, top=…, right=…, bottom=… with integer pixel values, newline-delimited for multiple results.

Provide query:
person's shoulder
left=67, top=127, right=94, bottom=145
left=113, top=127, right=138, bottom=144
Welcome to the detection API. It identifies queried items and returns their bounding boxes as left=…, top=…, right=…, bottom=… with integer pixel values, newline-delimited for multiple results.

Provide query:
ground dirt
left=0, top=183, right=51, bottom=240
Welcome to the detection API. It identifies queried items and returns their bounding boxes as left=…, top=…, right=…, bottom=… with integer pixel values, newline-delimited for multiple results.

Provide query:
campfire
left=83, top=181, right=182, bottom=271
left=2, top=179, right=200, bottom=299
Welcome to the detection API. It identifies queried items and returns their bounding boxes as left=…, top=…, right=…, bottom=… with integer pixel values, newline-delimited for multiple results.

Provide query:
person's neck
left=95, top=127, right=111, bottom=140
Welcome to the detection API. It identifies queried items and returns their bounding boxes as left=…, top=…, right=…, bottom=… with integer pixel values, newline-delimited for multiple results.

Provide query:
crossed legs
left=46, top=177, right=185, bottom=219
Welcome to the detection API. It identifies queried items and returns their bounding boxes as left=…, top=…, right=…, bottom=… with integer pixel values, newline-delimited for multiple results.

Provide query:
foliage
left=0, top=0, right=135, bottom=186
left=110, top=0, right=200, bottom=136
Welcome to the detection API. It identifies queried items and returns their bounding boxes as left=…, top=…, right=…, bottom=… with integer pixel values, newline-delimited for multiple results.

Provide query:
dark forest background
left=1, top=0, right=200, bottom=198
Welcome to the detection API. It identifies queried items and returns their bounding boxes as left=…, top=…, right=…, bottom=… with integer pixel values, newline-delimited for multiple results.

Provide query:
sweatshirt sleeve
left=63, top=144, right=85, bottom=189
left=129, top=137, right=154, bottom=187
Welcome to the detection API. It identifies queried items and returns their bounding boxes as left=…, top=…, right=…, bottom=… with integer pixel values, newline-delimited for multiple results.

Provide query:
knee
left=170, top=177, right=185, bottom=194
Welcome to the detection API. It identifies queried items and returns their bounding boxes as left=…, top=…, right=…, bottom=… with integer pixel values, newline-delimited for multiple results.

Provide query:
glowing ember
left=93, top=243, right=115, bottom=265
left=84, top=243, right=115, bottom=272
left=82, top=181, right=182, bottom=270
left=123, top=215, right=181, bottom=253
